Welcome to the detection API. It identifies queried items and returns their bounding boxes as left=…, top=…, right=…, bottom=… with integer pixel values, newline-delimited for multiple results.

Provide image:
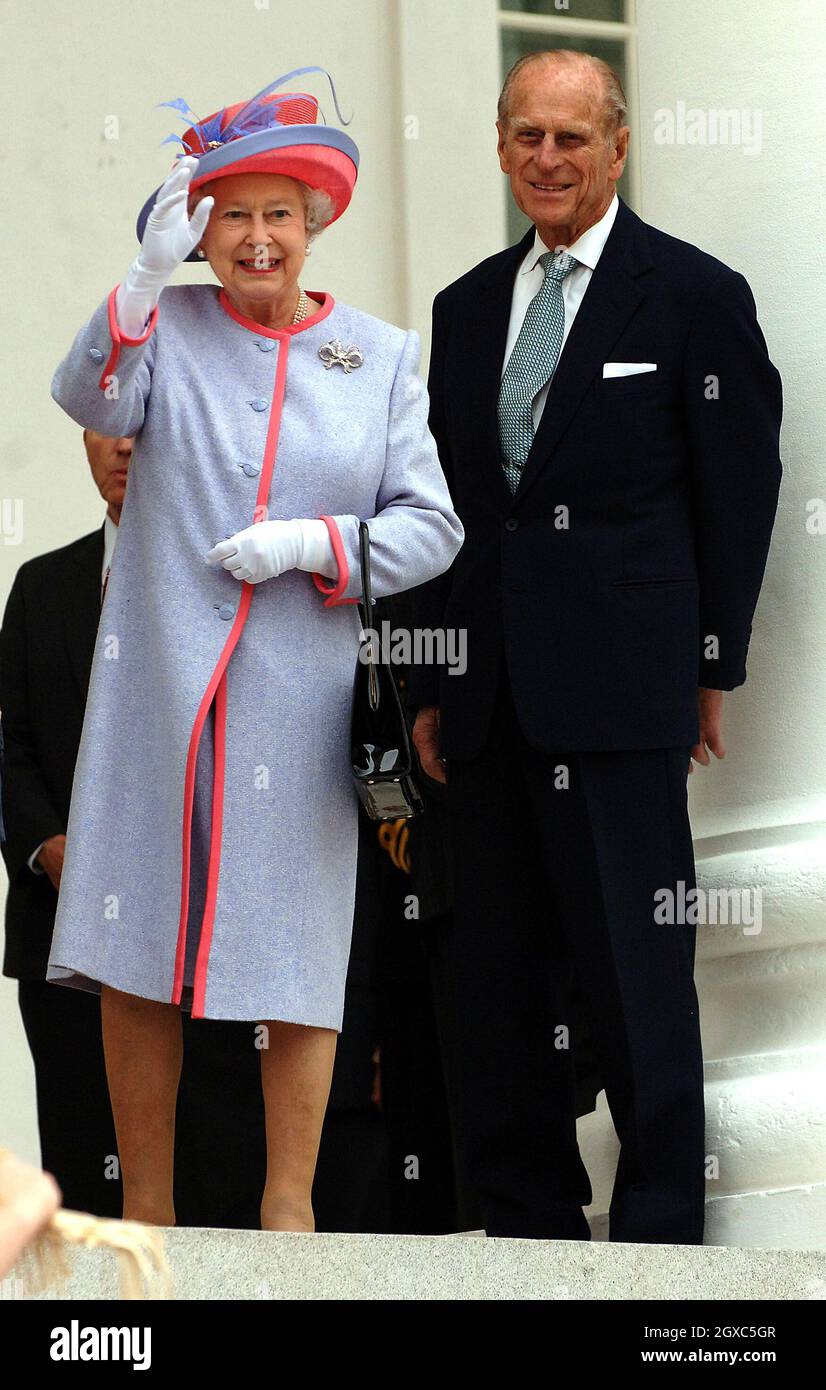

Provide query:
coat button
left=504, top=517, right=519, bottom=531
left=216, top=603, right=236, bottom=620
left=241, top=462, right=260, bottom=477
left=88, top=347, right=104, bottom=363
left=255, top=339, right=276, bottom=352
left=249, top=398, right=269, bottom=412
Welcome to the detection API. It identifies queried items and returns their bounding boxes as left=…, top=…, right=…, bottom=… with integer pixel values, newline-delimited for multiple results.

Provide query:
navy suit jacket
left=0, top=526, right=104, bottom=978
left=408, top=196, right=783, bottom=756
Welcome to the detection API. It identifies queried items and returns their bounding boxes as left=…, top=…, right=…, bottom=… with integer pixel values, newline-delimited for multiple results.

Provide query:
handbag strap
left=358, top=521, right=373, bottom=622
left=358, top=522, right=380, bottom=712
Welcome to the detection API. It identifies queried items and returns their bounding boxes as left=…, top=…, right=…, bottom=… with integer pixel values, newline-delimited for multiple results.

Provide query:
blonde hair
left=0, top=1146, right=171, bottom=1299
left=21, top=1208, right=172, bottom=1299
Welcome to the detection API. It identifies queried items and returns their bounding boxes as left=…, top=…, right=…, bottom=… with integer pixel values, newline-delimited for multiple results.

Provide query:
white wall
left=636, top=0, right=826, bottom=838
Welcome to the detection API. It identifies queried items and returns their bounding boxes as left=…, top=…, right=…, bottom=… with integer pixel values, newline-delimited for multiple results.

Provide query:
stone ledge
left=12, top=1229, right=826, bottom=1301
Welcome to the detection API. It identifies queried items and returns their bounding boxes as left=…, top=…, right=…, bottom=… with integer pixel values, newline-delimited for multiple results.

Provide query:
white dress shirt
left=27, top=514, right=119, bottom=875
left=101, top=511, right=118, bottom=598
left=501, top=192, right=619, bottom=430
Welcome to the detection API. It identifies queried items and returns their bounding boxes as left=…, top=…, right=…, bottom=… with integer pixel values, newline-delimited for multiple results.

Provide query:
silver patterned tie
left=498, top=249, right=576, bottom=493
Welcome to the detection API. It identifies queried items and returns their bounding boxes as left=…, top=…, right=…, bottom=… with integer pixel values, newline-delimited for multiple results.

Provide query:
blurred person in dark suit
left=312, top=808, right=392, bottom=1234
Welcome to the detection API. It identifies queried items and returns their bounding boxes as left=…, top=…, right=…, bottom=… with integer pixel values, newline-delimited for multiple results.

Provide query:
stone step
left=11, top=1228, right=826, bottom=1301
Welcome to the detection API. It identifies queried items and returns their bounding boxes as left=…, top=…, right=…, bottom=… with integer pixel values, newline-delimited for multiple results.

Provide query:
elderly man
left=410, top=50, right=782, bottom=1243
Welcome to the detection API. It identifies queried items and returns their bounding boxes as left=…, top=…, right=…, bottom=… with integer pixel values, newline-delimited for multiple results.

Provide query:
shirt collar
left=521, top=192, right=619, bottom=275
left=102, top=512, right=118, bottom=578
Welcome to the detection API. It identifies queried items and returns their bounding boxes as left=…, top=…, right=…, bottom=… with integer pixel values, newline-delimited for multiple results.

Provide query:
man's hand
left=412, top=705, right=446, bottom=784
left=689, top=688, right=726, bottom=773
left=36, top=835, right=66, bottom=891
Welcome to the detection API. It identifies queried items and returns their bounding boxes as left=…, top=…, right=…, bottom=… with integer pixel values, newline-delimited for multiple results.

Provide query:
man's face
left=497, top=61, right=629, bottom=245
left=84, top=431, right=133, bottom=513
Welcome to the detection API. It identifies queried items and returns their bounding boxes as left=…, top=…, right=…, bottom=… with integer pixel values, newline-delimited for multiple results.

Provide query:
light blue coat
left=46, top=283, right=463, bottom=1026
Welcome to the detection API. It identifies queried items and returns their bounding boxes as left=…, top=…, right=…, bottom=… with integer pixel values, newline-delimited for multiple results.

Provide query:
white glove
left=115, top=156, right=214, bottom=337
left=205, top=519, right=337, bottom=585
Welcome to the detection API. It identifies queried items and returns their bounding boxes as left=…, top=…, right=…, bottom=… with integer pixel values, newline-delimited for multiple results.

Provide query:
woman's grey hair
left=189, top=176, right=335, bottom=242
left=297, top=181, right=335, bottom=240
left=498, top=49, right=628, bottom=142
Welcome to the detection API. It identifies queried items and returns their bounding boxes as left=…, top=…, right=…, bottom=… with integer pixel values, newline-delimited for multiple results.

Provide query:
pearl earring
left=305, top=243, right=311, bottom=255
left=196, top=248, right=205, bottom=260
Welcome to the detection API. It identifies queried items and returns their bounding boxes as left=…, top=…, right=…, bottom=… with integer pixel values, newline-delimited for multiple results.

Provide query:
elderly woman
left=46, top=70, right=463, bottom=1231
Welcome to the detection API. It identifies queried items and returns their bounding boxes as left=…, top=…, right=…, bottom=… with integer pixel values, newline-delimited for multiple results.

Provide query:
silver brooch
left=319, top=339, right=364, bottom=373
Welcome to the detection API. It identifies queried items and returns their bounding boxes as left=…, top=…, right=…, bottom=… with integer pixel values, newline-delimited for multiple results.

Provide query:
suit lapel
left=64, top=523, right=105, bottom=697
left=514, top=198, right=654, bottom=502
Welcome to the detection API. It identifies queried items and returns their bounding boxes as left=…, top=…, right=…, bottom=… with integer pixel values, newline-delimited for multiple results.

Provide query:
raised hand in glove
left=115, top=156, right=214, bottom=337
left=205, top=519, right=337, bottom=585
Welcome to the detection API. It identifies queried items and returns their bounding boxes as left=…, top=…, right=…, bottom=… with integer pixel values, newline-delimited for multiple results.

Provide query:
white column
left=578, top=0, right=826, bottom=1247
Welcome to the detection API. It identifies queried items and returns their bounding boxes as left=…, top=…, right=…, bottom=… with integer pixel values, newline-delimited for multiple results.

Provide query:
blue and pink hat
left=136, top=66, right=359, bottom=261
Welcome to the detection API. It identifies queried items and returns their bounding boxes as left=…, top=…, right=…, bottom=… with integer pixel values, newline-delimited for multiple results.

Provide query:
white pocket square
left=602, top=361, right=657, bottom=378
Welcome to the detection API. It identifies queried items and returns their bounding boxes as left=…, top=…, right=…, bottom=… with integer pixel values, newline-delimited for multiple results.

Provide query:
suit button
left=504, top=517, right=519, bottom=531
left=88, top=347, right=104, bottom=363
left=216, top=603, right=236, bottom=620
left=249, top=398, right=269, bottom=412
left=255, top=339, right=276, bottom=352
left=241, top=462, right=260, bottom=477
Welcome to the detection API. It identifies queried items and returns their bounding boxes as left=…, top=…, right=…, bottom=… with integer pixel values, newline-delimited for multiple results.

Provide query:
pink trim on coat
left=191, top=668, right=228, bottom=1019
left=311, top=515, right=360, bottom=607
left=99, top=285, right=159, bottom=390
left=217, top=287, right=334, bottom=338
left=172, top=585, right=253, bottom=1008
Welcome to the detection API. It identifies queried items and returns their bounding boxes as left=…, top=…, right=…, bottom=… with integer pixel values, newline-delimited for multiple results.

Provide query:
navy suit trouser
left=444, top=666, right=706, bottom=1244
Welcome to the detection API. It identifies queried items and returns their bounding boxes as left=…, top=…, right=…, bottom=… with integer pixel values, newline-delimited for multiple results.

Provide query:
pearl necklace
left=292, top=289, right=313, bottom=324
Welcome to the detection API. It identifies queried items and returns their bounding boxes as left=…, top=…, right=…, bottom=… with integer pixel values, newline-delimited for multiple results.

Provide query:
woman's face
left=195, top=172, right=308, bottom=313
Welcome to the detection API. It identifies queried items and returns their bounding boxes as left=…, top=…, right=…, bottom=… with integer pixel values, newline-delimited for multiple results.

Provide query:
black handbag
left=350, top=522, right=424, bottom=821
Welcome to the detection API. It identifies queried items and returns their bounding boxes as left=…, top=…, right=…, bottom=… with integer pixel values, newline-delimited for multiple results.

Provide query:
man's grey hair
left=498, top=49, right=628, bottom=141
